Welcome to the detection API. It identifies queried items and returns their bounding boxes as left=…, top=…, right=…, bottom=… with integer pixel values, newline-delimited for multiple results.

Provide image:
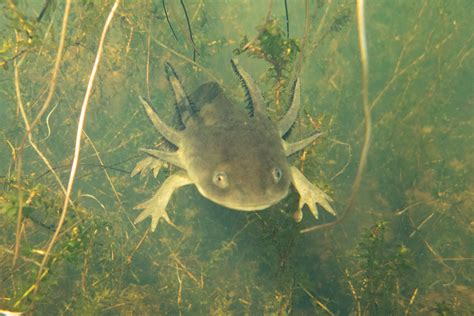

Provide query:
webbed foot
left=134, top=197, right=171, bottom=231
left=131, top=156, right=164, bottom=178
left=290, top=166, right=336, bottom=222
left=133, top=171, right=192, bottom=231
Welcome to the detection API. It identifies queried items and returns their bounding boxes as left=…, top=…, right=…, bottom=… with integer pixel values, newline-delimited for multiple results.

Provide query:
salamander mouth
left=193, top=179, right=290, bottom=211
left=199, top=189, right=289, bottom=212
left=218, top=201, right=274, bottom=212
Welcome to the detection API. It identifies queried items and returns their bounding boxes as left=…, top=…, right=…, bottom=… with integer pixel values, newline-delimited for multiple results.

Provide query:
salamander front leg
left=134, top=171, right=192, bottom=231
left=290, top=166, right=336, bottom=222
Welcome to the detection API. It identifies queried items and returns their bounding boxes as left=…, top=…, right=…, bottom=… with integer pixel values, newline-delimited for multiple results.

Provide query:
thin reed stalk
left=301, top=0, right=372, bottom=233
left=13, top=0, right=72, bottom=267
left=32, top=0, right=121, bottom=295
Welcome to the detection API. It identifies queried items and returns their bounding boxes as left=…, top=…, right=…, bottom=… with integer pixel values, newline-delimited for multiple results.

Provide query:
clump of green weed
left=344, top=221, right=415, bottom=315
left=234, top=18, right=299, bottom=81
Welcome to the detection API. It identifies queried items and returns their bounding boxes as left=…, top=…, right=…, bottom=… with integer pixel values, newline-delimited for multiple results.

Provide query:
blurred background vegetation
left=0, top=0, right=472, bottom=314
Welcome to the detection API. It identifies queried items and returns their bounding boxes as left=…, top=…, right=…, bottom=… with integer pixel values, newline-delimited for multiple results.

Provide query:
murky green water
left=1, top=1, right=472, bottom=314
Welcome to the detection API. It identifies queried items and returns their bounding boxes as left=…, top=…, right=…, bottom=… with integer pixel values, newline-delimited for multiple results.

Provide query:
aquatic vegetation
left=348, top=221, right=415, bottom=314
left=234, top=17, right=300, bottom=80
left=0, top=0, right=472, bottom=314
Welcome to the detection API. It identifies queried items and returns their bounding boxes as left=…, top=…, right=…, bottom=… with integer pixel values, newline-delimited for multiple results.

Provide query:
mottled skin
left=132, top=60, right=335, bottom=231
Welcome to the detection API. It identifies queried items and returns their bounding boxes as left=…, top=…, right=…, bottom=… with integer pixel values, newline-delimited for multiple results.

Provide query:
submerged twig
left=125, top=26, right=134, bottom=55
left=293, top=0, right=309, bottom=79
left=163, top=0, right=178, bottom=41
left=328, top=138, right=352, bottom=181
left=343, top=268, right=361, bottom=315
left=14, top=269, right=49, bottom=308
left=176, top=263, right=183, bottom=307
left=146, top=20, right=152, bottom=100
left=37, top=0, right=53, bottom=22
left=300, top=286, right=335, bottom=315
left=404, top=288, right=418, bottom=316
left=29, top=2, right=71, bottom=135
left=292, top=0, right=330, bottom=81
left=79, top=193, right=106, bottom=210
left=13, top=55, right=70, bottom=257
left=12, top=0, right=72, bottom=267
left=409, top=212, right=434, bottom=238
left=33, top=0, right=121, bottom=294
left=128, top=227, right=150, bottom=263
left=12, top=52, right=26, bottom=268
left=394, top=201, right=424, bottom=215
left=241, top=0, right=273, bottom=52
left=355, top=1, right=455, bottom=134
left=284, top=0, right=289, bottom=38
left=37, top=102, right=59, bottom=144
left=83, top=131, right=122, bottom=205
left=180, top=0, right=198, bottom=61
left=309, top=0, right=333, bottom=51
left=422, top=240, right=457, bottom=286
left=173, top=256, right=201, bottom=287
left=301, top=0, right=372, bottom=233
left=150, top=36, right=223, bottom=86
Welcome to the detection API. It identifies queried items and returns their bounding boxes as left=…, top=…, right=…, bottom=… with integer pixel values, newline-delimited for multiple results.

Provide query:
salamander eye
left=272, top=167, right=283, bottom=183
left=213, top=172, right=228, bottom=188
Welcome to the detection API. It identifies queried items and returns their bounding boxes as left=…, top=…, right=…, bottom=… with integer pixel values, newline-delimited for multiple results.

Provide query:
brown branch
left=32, top=0, right=121, bottom=296
left=301, top=0, right=372, bottom=234
left=12, top=0, right=72, bottom=267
